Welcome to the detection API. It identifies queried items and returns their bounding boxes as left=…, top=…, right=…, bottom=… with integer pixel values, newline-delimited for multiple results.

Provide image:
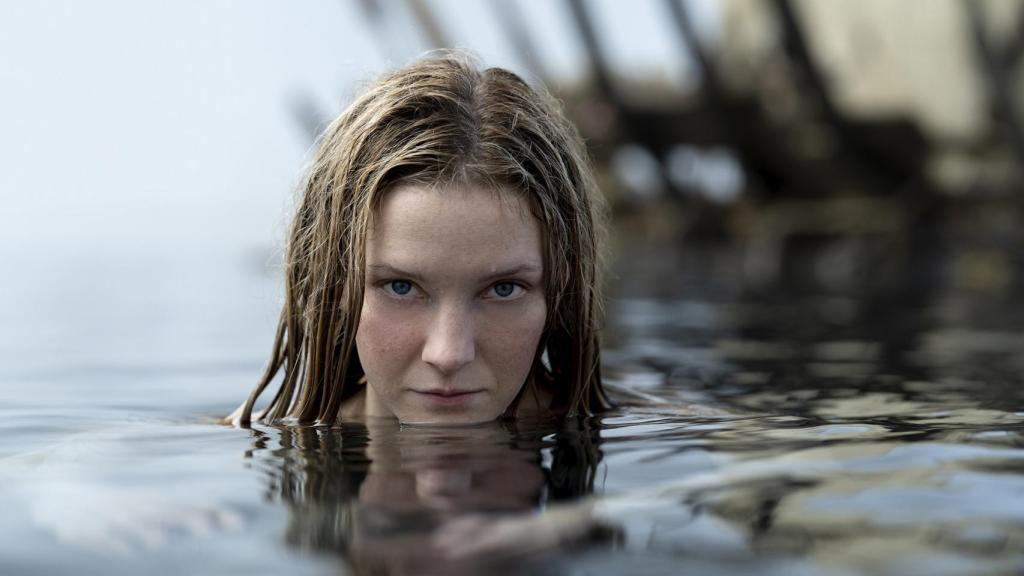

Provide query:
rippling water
left=2, top=244, right=1024, bottom=575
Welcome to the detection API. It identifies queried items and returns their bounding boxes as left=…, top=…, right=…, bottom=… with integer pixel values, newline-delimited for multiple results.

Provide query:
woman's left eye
left=487, top=282, right=524, bottom=299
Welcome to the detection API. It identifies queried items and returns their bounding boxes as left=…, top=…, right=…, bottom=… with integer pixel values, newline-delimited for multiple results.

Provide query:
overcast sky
left=0, top=0, right=717, bottom=259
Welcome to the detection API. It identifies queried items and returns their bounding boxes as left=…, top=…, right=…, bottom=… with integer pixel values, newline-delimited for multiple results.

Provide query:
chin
left=396, top=408, right=505, bottom=427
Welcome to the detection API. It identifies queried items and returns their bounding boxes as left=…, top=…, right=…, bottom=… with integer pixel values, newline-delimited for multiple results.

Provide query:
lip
left=410, top=389, right=484, bottom=407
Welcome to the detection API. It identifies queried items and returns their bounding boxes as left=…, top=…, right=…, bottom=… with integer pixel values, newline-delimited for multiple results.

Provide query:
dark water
left=2, top=243, right=1024, bottom=575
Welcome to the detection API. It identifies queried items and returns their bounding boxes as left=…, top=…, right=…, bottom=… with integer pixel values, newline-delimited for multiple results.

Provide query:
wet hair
left=238, top=52, right=609, bottom=425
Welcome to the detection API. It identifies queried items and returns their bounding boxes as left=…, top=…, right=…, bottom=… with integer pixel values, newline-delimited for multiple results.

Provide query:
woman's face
left=356, top=184, right=547, bottom=425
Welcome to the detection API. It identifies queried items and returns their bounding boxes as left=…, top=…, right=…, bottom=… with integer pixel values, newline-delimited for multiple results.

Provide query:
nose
left=421, top=302, right=476, bottom=375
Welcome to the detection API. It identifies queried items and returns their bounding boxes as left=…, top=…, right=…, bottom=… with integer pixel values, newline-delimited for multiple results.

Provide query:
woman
left=230, top=53, right=610, bottom=426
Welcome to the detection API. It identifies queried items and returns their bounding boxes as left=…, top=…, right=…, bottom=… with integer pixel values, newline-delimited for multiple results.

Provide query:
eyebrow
left=366, top=263, right=542, bottom=283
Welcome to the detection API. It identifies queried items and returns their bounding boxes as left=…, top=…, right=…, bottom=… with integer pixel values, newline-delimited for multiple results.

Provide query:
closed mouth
left=414, top=389, right=483, bottom=398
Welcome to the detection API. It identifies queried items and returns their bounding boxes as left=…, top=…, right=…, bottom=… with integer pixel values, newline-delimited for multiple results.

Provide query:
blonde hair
left=238, top=53, right=609, bottom=425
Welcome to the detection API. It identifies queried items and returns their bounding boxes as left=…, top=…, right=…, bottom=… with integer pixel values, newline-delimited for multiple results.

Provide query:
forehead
left=366, top=184, right=543, bottom=275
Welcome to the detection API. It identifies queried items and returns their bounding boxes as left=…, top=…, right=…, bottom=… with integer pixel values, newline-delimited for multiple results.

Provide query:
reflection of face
left=356, top=184, right=547, bottom=425
left=359, top=447, right=546, bottom=513
left=351, top=458, right=545, bottom=576
left=359, top=423, right=547, bottom=513
left=350, top=424, right=548, bottom=575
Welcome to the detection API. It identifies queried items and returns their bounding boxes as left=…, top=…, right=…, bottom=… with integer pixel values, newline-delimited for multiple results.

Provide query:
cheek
left=479, top=299, right=547, bottom=374
left=355, top=295, right=422, bottom=373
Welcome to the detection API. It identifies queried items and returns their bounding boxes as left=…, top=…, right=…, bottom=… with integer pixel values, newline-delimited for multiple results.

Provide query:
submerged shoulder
left=602, top=381, right=735, bottom=417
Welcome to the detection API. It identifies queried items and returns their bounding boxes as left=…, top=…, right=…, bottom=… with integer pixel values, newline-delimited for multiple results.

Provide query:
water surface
left=2, top=244, right=1023, bottom=575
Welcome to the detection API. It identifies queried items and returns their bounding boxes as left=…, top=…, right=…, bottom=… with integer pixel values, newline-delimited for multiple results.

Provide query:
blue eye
left=490, top=282, right=522, bottom=299
left=493, top=282, right=515, bottom=297
left=387, top=280, right=413, bottom=296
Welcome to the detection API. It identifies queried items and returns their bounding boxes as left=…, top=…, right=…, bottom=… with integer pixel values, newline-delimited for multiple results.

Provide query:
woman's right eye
left=382, top=280, right=416, bottom=298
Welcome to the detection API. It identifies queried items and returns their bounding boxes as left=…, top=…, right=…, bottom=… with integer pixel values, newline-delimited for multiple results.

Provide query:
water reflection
left=246, top=420, right=604, bottom=575
left=585, top=407, right=1024, bottom=575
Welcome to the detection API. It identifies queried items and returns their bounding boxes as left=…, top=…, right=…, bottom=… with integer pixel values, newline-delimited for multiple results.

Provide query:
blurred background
left=3, top=0, right=1024, bottom=408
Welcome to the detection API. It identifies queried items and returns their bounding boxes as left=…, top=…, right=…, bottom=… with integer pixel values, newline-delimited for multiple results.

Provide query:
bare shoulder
left=220, top=402, right=266, bottom=427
